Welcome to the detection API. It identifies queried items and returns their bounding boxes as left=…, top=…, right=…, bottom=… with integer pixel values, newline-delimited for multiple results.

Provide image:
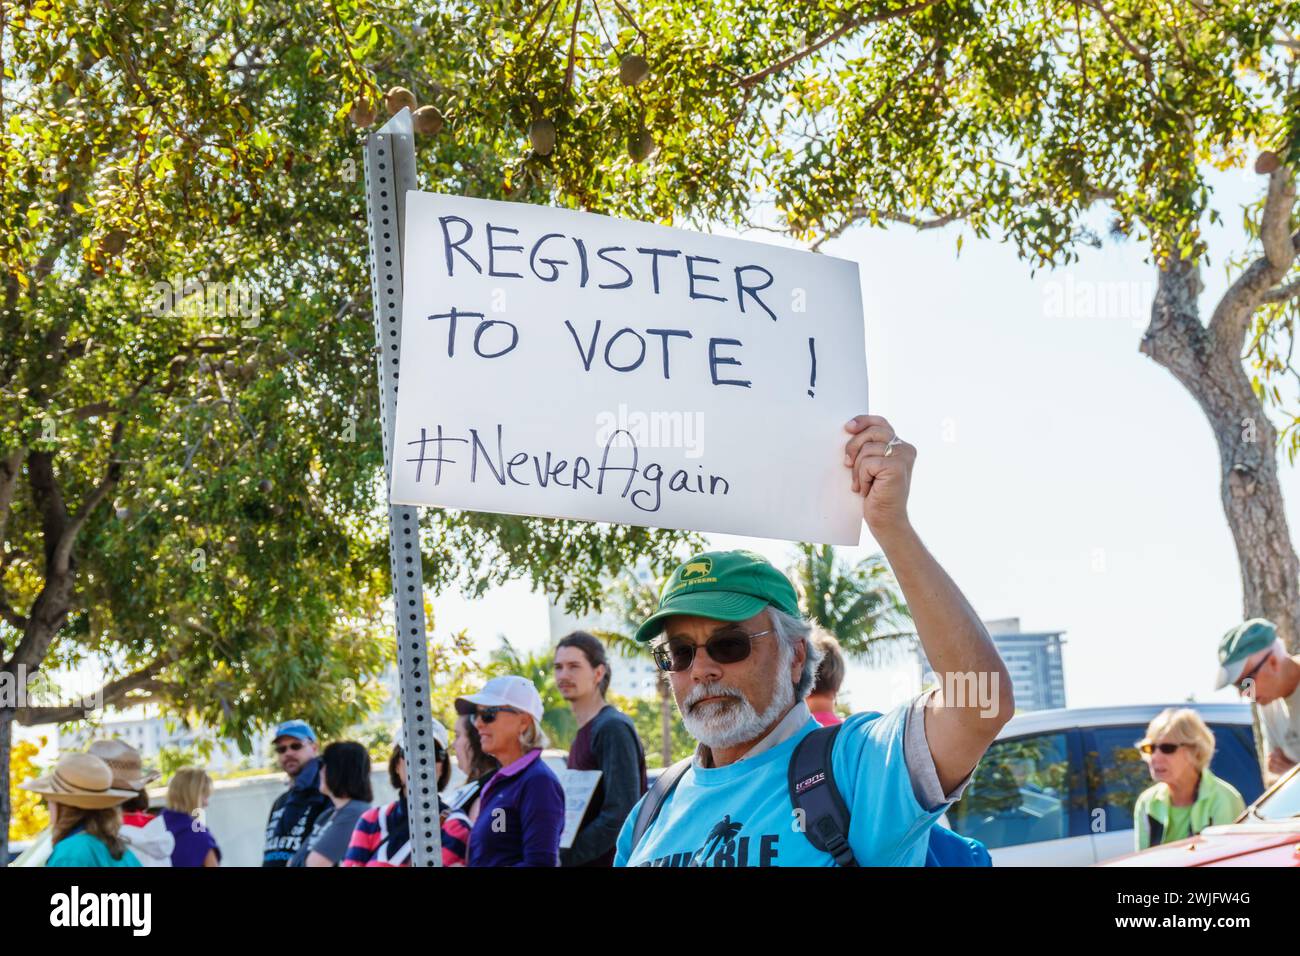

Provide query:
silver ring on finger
left=884, top=435, right=903, bottom=457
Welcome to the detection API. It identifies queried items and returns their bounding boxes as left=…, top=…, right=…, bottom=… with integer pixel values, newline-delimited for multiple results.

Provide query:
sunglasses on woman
left=473, top=705, right=520, bottom=723
left=652, top=626, right=775, bottom=673
left=1137, top=741, right=1185, bottom=756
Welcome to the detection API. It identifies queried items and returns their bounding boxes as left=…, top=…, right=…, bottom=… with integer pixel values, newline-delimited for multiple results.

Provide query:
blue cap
left=272, top=719, right=317, bottom=743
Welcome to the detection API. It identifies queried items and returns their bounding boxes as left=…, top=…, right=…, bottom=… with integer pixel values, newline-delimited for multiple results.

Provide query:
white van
left=939, top=703, right=1265, bottom=865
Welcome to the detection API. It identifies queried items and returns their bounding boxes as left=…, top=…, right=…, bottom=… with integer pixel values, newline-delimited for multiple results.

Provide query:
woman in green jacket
left=1133, top=708, right=1246, bottom=851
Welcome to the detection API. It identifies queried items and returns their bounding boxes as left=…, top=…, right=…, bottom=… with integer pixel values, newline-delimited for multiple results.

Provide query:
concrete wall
left=164, top=769, right=398, bottom=868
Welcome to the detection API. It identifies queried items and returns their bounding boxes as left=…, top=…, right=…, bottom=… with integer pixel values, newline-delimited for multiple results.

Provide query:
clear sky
left=429, top=163, right=1300, bottom=717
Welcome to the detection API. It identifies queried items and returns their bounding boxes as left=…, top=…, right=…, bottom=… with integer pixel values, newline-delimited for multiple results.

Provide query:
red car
left=1103, top=764, right=1300, bottom=866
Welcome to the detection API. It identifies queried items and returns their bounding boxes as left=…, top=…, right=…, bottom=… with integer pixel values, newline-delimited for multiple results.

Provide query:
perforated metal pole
left=363, top=109, right=441, bottom=866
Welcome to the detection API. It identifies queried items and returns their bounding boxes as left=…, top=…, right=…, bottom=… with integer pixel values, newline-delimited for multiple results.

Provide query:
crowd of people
left=25, top=605, right=1294, bottom=867
left=18, top=608, right=852, bottom=869
left=20, top=738, right=220, bottom=867
left=16, top=416, right=1300, bottom=866
left=261, top=631, right=650, bottom=868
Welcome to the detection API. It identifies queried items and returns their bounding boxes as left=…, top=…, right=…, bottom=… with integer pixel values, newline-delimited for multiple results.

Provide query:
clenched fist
left=843, top=414, right=914, bottom=537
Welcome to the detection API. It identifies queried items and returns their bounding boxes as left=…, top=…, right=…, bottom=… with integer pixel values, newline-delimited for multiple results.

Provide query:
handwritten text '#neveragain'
left=404, top=424, right=730, bottom=514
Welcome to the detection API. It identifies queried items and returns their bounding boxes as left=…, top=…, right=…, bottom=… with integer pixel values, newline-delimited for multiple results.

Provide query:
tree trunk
left=0, top=706, right=13, bottom=863
left=658, top=673, right=673, bottom=766
left=1141, top=259, right=1300, bottom=651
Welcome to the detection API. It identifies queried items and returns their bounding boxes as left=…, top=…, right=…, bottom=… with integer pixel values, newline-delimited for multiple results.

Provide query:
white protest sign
left=390, top=191, right=868, bottom=544
left=556, top=768, right=602, bottom=849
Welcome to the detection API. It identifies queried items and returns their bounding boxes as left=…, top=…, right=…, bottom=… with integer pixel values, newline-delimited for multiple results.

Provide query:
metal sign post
left=363, top=108, right=441, bottom=866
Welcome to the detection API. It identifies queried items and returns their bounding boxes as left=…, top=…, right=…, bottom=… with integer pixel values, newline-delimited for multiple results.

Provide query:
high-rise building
left=916, top=617, right=1066, bottom=712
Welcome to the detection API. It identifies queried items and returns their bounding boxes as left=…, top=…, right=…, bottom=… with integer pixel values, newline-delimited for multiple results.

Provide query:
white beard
left=679, top=651, right=797, bottom=750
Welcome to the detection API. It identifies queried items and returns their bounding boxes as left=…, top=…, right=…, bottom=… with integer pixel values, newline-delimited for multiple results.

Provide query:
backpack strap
left=630, top=756, right=693, bottom=852
left=788, top=724, right=857, bottom=867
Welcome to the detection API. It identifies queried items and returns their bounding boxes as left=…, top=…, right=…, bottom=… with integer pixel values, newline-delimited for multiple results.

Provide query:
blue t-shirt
left=615, top=704, right=948, bottom=867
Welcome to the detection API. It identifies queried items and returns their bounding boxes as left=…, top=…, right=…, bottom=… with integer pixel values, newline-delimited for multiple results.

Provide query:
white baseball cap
left=394, top=718, right=448, bottom=751
left=454, top=675, right=545, bottom=725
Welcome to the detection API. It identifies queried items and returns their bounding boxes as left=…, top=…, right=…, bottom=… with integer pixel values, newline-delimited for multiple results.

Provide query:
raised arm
left=844, top=414, right=1014, bottom=794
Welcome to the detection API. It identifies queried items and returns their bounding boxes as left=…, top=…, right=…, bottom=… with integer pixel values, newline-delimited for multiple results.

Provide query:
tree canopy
left=0, top=0, right=706, bottom=845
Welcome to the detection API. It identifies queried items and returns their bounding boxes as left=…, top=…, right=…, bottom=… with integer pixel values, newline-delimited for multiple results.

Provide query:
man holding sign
left=614, top=415, right=1013, bottom=867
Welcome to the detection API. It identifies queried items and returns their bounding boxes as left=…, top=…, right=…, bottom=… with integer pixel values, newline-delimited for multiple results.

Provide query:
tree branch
left=1262, top=276, right=1300, bottom=304
left=1209, top=167, right=1298, bottom=352
left=564, top=0, right=582, bottom=93
left=1260, top=167, right=1297, bottom=271
left=26, top=450, right=68, bottom=572
left=13, top=622, right=194, bottom=725
left=738, top=0, right=942, bottom=88
left=1077, top=0, right=1156, bottom=87
left=51, top=421, right=125, bottom=575
left=15, top=665, right=168, bottom=726
left=0, top=449, right=21, bottom=557
left=811, top=204, right=975, bottom=251
left=607, top=0, right=647, bottom=43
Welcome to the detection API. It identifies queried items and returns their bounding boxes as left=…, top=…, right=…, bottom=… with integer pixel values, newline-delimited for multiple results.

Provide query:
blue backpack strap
left=788, top=724, right=857, bottom=867
left=630, top=756, right=693, bottom=852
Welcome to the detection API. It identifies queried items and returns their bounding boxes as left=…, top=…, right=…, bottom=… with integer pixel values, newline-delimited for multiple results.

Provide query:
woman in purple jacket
left=162, top=767, right=221, bottom=867
left=455, top=675, right=565, bottom=866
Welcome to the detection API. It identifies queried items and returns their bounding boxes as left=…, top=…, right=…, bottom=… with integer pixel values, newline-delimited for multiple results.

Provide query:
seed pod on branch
left=628, top=127, right=656, bottom=163
left=619, top=53, right=649, bottom=86
left=100, top=229, right=128, bottom=255
left=529, top=118, right=556, bottom=155
left=349, top=98, right=375, bottom=127
left=413, top=105, right=444, bottom=135
left=385, top=86, right=416, bottom=115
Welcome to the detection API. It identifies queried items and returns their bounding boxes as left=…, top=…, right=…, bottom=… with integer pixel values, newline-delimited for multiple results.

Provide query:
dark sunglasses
left=275, top=741, right=305, bottom=754
left=474, top=705, right=520, bottom=724
left=652, top=626, right=774, bottom=673
left=1137, top=742, right=1185, bottom=756
left=1235, top=654, right=1269, bottom=692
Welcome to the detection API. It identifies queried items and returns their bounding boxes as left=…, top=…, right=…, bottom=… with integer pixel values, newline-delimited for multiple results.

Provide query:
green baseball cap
left=634, top=550, right=802, bottom=643
left=1214, top=618, right=1278, bottom=689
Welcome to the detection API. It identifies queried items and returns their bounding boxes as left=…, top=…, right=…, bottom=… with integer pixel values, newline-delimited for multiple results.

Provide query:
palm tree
left=789, top=544, right=914, bottom=664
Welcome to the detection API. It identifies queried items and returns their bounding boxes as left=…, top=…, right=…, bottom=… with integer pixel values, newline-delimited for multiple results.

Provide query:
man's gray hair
left=769, top=606, right=823, bottom=700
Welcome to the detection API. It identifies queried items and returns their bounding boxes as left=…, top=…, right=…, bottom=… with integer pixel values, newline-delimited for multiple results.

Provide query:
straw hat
left=20, top=752, right=139, bottom=809
left=88, top=738, right=160, bottom=790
